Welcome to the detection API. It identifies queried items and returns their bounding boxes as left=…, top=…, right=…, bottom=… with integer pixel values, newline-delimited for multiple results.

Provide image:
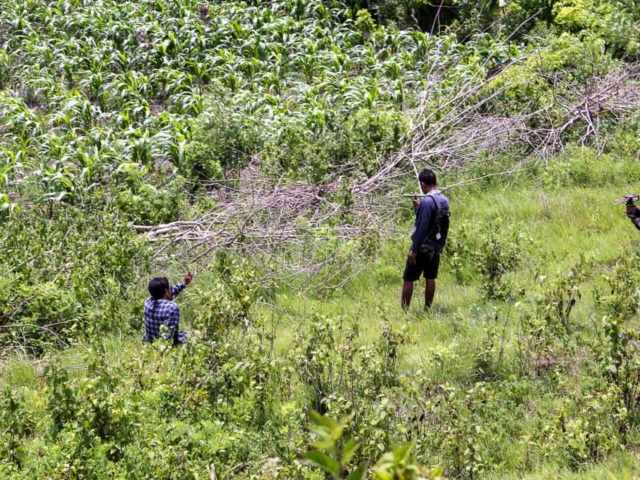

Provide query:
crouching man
left=143, top=272, right=192, bottom=345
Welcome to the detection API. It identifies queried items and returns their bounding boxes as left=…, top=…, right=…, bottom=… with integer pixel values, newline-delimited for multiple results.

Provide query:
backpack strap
left=425, top=192, right=439, bottom=220
left=418, top=194, right=440, bottom=257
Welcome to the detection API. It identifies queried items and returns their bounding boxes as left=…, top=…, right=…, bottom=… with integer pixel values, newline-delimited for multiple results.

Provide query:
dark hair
left=419, top=169, right=437, bottom=186
left=149, top=277, right=170, bottom=300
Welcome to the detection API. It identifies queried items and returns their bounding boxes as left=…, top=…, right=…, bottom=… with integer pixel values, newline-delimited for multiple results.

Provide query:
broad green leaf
left=394, top=442, right=413, bottom=463
left=309, top=410, right=337, bottom=429
left=431, top=466, right=445, bottom=477
left=300, top=451, right=341, bottom=477
left=374, top=473, right=393, bottom=480
left=332, top=424, right=345, bottom=440
left=310, top=440, right=336, bottom=450
left=346, top=462, right=367, bottom=480
left=341, top=439, right=361, bottom=466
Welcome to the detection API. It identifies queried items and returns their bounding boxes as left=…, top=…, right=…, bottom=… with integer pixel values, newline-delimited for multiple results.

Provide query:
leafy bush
left=541, top=146, right=640, bottom=189
left=189, top=255, right=263, bottom=339
left=0, top=208, right=150, bottom=353
left=301, top=411, right=443, bottom=480
left=472, top=221, right=531, bottom=300
left=517, top=256, right=589, bottom=375
left=184, top=98, right=262, bottom=181
left=553, top=0, right=640, bottom=57
left=347, top=0, right=556, bottom=35
left=116, top=181, right=184, bottom=225
left=261, top=108, right=408, bottom=182
left=593, top=245, right=640, bottom=425
left=0, top=388, right=34, bottom=469
left=443, top=222, right=476, bottom=285
left=483, top=33, right=617, bottom=120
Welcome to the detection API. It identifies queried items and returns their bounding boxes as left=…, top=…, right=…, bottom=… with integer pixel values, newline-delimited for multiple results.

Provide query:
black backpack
left=419, top=194, right=450, bottom=258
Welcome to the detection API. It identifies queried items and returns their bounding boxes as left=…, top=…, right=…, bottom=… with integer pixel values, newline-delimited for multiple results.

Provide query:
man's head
left=418, top=169, right=437, bottom=194
left=149, top=277, right=171, bottom=300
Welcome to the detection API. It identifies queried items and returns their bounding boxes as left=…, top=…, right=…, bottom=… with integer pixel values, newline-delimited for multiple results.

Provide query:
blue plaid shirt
left=143, top=283, right=187, bottom=344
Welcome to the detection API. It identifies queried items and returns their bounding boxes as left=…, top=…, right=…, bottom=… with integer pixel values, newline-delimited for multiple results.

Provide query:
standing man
left=402, top=169, right=450, bottom=311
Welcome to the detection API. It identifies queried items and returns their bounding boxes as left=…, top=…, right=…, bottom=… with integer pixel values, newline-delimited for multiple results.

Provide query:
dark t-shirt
left=410, top=190, right=450, bottom=253
left=632, top=209, right=640, bottom=230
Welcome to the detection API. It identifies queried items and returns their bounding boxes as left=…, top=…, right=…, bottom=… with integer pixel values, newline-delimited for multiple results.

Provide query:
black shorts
left=403, top=253, right=440, bottom=281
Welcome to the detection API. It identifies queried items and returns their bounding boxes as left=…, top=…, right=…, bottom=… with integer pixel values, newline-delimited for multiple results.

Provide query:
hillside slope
left=2, top=0, right=640, bottom=478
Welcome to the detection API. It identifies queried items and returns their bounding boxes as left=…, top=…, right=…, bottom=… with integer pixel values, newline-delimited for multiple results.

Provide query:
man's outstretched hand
left=627, top=203, right=638, bottom=219
left=184, top=271, right=193, bottom=285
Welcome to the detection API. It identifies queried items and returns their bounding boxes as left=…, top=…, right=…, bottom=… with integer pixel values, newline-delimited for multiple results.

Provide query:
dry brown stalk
left=135, top=64, right=639, bottom=292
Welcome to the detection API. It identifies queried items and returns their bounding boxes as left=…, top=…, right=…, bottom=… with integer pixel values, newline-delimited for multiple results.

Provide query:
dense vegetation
left=2, top=0, right=640, bottom=478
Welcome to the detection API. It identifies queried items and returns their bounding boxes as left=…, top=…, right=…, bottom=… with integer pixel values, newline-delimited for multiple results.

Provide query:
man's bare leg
left=425, top=279, right=436, bottom=310
left=402, top=281, right=414, bottom=310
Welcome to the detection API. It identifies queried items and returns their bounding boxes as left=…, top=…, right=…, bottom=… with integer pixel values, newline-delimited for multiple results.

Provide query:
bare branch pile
left=136, top=64, right=640, bottom=289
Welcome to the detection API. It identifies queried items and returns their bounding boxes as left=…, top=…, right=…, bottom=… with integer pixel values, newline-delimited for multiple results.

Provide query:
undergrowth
left=2, top=0, right=640, bottom=478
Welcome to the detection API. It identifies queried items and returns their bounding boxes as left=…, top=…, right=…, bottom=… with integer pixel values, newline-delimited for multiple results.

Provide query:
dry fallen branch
left=134, top=163, right=397, bottom=293
left=134, top=63, right=640, bottom=293
left=359, top=63, right=640, bottom=195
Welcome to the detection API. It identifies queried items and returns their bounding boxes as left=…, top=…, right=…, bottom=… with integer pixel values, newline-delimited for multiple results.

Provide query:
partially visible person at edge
left=626, top=200, right=640, bottom=230
left=143, top=272, right=193, bottom=345
left=402, top=169, right=450, bottom=311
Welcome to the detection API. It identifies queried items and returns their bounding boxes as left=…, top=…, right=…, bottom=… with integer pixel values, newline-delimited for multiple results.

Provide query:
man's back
left=423, top=190, right=450, bottom=217
left=411, top=189, right=449, bottom=253
left=143, top=282, right=187, bottom=344
left=144, top=297, right=179, bottom=342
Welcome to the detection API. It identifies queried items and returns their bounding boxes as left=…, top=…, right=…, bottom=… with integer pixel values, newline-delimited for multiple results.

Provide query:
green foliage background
left=1, top=0, right=640, bottom=478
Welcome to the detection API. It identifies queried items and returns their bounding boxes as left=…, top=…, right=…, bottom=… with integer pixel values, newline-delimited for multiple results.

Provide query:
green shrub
left=443, top=222, right=476, bottom=285
left=554, top=0, right=640, bottom=57
left=541, top=146, right=640, bottom=189
left=260, top=108, right=407, bottom=183
left=189, top=255, right=263, bottom=339
left=483, top=33, right=617, bottom=120
left=0, top=388, right=34, bottom=468
left=473, top=221, right=531, bottom=300
left=116, top=181, right=184, bottom=225
left=0, top=208, right=150, bottom=353
left=184, top=99, right=261, bottom=180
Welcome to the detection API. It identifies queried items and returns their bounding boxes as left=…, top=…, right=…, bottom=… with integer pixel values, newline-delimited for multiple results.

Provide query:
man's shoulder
left=420, top=195, right=436, bottom=206
left=145, top=299, right=179, bottom=310
left=422, top=192, right=447, bottom=206
left=430, top=191, right=449, bottom=205
left=163, top=299, right=180, bottom=310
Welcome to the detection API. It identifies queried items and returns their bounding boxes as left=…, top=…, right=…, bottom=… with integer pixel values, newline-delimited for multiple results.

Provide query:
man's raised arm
left=170, top=272, right=193, bottom=299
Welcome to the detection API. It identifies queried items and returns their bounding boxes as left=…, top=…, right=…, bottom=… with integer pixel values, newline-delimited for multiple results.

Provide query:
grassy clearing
left=267, top=178, right=636, bottom=346
left=3, top=171, right=640, bottom=478
left=2, top=0, right=640, bottom=477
